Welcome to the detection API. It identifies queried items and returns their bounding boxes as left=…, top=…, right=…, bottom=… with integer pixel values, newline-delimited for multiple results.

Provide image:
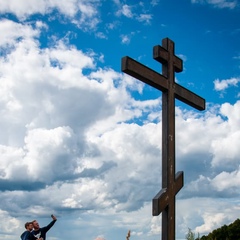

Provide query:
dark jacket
left=20, top=231, right=31, bottom=240
left=30, top=220, right=56, bottom=240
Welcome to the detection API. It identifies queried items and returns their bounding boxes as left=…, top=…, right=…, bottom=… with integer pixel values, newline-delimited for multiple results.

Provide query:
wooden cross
left=121, top=38, right=205, bottom=240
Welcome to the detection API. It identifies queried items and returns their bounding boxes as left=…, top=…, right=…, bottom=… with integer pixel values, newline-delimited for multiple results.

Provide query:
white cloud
left=0, top=19, right=39, bottom=47
left=211, top=167, right=240, bottom=191
left=214, top=77, right=240, bottom=91
left=120, top=32, right=136, bottom=45
left=0, top=0, right=101, bottom=30
left=191, top=0, right=237, bottom=9
left=0, top=13, right=240, bottom=240
left=117, top=4, right=133, bottom=18
left=0, top=17, right=160, bottom=196
left=0, top=210, right=20, bottom=236
left=0, top=145, right=25, bottom=180
left=115, top=3, right=153, bottom=25
left=177, top=198, right=240, bottom=236
left=210, top=101, right=240, bottom=167
left=196, top=212, right=228, bottom=233
left=120, top=34, right=131, bottom=44
left=0, top=0, right=48, bottom=19
left=24, top=127, right=77, bottom=181
left=95, top=32, right=108, bottom=39
left=136, top=14, right=152, bottom=24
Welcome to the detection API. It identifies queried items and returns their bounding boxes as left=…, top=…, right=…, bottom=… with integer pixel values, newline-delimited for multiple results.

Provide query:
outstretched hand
left=51, top=214, right=57, bottom=221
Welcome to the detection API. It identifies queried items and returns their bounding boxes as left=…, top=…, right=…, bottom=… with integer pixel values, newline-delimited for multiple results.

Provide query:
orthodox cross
left=121, top=38, right=205, bottom=240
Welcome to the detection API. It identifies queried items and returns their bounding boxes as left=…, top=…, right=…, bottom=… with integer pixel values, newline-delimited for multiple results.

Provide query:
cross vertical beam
left=121, top=38, right=205, bottom=240
left=154, top=38, right=183, bottom=240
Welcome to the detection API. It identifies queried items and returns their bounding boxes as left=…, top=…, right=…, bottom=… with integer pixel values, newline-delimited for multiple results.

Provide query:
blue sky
left=0, top=0, right=240, bottom=240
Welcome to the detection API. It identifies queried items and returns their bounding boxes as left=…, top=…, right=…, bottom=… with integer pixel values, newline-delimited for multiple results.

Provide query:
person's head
left=24, top=222, right=33, bottom=231
left=32, top=220, right=40, bottom=230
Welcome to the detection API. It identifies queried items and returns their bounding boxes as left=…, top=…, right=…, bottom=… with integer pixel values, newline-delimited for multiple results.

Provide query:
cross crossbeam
left=121, top=38, right=205, bottom=240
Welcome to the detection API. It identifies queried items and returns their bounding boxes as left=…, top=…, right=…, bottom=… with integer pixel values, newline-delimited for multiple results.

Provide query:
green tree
left=199, top=218, right=240, bottom=240
left=228, top=219, right=240, bottom=239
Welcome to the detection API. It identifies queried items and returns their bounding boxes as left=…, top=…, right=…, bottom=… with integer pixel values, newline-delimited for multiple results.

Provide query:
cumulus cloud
left=0, top=0, right=101, bottom=30
left=0, top=19, right=40, bottom=48
left=211, top=167, right=240, bottom=191
left=177, top=198, right=240, bottom=236
left=0, top=210, right=20, bottom=237
left=0, top=17, right=160, bottom=198
left=174, top=101, right=240, bottom=199
left=0, top=7, right=240, bottom=240
left=211, top=101, right=240, bottom=168
left=214, top=77, right=240, bottom=91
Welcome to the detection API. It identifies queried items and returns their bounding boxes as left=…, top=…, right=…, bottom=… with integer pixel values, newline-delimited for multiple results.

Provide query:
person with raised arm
left=30, top=214, right=57, bottom=240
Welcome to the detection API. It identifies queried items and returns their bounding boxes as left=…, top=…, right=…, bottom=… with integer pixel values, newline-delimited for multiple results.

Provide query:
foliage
left=185, top=218, right=240, bottom=239
left=198, top=218, right=240, bottom=240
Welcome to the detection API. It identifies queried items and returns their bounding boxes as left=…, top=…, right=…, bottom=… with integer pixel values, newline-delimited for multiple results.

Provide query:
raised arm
left=42, top=215, right=57, bottom=232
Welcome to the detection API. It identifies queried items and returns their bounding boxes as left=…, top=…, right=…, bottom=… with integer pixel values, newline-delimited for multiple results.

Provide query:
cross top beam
left=121, top=38, right=205, bottom=240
